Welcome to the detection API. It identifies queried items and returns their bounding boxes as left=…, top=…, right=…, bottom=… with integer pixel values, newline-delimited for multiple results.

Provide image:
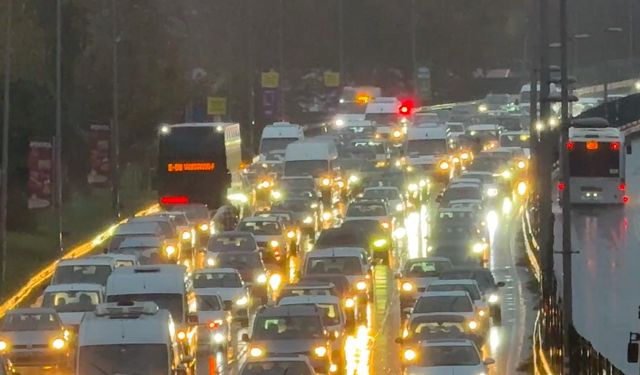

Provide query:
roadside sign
left=324, top=71, right=340, bottom=87
left=207, top=97, right=227, bottom=116
left=261, top=71, right=280, bottom=88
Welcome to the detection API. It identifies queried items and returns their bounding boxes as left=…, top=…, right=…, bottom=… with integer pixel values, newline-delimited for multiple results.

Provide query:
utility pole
left=0, top=0, right=13, bottom=286
left=278, top=0, right=285, bottom=120
left=559, top=0, right=574, bottom=371
left=410, top=0, right=417, bottom=95
left=338, top=0, right=345, bottom=84
left=111, top=0, right=121, bottom=219
left=55, top=0, right=63, bottom=252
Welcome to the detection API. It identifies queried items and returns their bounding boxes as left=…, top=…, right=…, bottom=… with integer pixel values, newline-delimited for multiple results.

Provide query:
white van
left=77, top=301, right=187, bottom=375
left=42, top=283, right=104, bottom=330
left=284, top=139, right=338, bottom=179
left=51, top=256, right=118, bottom=287
left=364, top=97, right=400, bottom=125
left=105, top=265, right=198, bottom=365
left=259, top=122, right=304, bottom=155
left=405, top=125, right=452, bottom=180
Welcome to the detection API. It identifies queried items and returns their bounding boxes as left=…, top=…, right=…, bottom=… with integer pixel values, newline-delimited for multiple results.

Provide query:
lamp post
left=0, top=0, right=13, bottom=286
left=55, top=0, right=63, bottom=252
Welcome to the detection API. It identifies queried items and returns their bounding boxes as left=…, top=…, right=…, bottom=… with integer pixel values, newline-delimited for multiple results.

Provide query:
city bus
left=157, top=123, right=241, bottom=208
left=567, top=125, right=628, bottom=205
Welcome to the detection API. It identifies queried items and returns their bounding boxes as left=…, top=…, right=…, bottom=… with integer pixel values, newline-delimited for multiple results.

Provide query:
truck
left=157, top=122, right=242, bottom=208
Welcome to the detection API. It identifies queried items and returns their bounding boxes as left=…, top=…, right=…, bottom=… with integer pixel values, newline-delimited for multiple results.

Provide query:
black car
left=341, top=219, right=393, bottom=264
left=207, top=231, right=259, bottom=254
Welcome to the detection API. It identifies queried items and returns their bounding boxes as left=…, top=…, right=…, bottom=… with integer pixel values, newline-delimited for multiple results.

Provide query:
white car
left=239, top=355, right=317, bottom=375
left=362, top=186, right=405, bottom=213
left=440, top=183, right=483, bottom=211
left=41, top=283, right=104, bottom=330
left=409, top=291, right=479, bottom=324
left=426, top=279, right=490, bottom=327
left=194, top=292, right=232, bottom=355
left=402, top=339, right=494, bottom=374
left=193, top=268, right=251, bottom=327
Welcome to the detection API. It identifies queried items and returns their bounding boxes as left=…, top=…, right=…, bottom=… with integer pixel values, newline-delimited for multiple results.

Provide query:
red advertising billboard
left=27, top=141, right=53, bottom=209
left=87, top=124, right=110, bottom=186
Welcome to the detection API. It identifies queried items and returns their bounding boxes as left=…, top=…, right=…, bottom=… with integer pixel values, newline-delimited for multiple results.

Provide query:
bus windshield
left=569, top=142, right=620, bottom=177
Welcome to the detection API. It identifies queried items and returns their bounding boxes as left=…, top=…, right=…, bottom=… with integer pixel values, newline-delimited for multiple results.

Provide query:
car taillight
left=566, top=141, right=574, bottom=151
left=623, top=195, right=630, bottom=204
left=619, top=183, right=626, bottom=191
left=610, top=142, right=621, bottom=151
left=208, top=320, right=222, bottom=330
left=160, top=195, right=189, bottom=204
left=557, top=182, right=566, bottom=191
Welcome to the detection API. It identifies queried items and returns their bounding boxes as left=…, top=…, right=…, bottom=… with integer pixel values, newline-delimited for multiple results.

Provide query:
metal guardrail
left=522, top=203, right=625, bottom=374
left=0, top=204, right=161, bottom=318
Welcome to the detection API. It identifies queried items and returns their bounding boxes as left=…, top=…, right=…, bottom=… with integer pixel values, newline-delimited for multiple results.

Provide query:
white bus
left=567, top=126, right=627, bottom=205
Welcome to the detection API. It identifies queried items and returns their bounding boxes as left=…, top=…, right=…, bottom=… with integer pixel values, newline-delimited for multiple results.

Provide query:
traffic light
left=398, top=99, right=415, bottom=116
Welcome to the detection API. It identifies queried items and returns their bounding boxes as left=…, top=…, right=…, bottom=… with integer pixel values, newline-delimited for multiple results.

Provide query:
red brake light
left=610, top=142, right=621, bottom=151
left=619, top=183, right=626, bottom=191
left=208, top=321, right=220, bottom=330
left=160, top=195, right=189, bottom=205
left=557, top=182, right=566, bottom=191
left=623, top=195, right=630, bottom=204
left=566, top=141, right=575, bottom=151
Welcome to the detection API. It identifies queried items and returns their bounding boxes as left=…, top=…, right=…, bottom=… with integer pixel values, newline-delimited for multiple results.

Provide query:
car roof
left=57, top=256, right=115, bottom=267
left=363, top=186, right=399, bottom=191
left=194, top=267, right=240, bottom=275
left=306, top=247, right=367, bottom=257
left=438, top=207, right=475, bottom=213
left=448, top=183, right=481, bottom=189
left=212, top=231, right=254, bottom=237
left=241, top=216, right=279, bottom=222
left=44, top=283, right=105, bottom=293
left=410, top=314, right=467, bottom=323
left=420, top=291, right=470, bottom=298
left=256, top=304, right=322, bottom=318
left=118, top=236, right=162, bottom=248
left=6, top=307, right=58, bottom=315
left=278, top=295, right=340, bottom=305
left=406, top=257, right=451, bottom=263
left=429, top=279, right=478, bottom=287
left=420, top=339, right=477, bottom=347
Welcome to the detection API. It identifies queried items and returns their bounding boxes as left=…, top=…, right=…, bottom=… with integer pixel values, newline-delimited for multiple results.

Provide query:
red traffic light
left=398, top=99, right=415, bottom=116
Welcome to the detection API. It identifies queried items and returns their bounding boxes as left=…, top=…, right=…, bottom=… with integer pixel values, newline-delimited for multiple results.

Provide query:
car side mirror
left=496, top=281, right=505, bottom=288
left=395, top=337, right=403, bottom=344
left=627, top=144, right=633, bottom=155
left=242, top=333, right=250, bottom=342
left=223, top=301, right=233, bottom=311
left=484, top=358, right=496, bottom=365
left=186, top=313, right=198, bottom=325
left=628, top=342, right=639, bottom=363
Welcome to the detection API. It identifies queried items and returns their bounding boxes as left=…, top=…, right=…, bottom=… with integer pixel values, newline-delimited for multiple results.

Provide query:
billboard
left=27, top=141, right=53, bottom=209
left=87, top=124, right=111, bottom=186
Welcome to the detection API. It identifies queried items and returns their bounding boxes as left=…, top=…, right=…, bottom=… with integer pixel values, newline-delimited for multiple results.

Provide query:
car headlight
left=322, top=212, right=332, bottom=221
left=314, top=346, right=328, bottom=357
left=439, top=161, right=450, bottom=170
left=321, top=177, right=331, bottom=186
left=177, top=330, right=187, bottom=341
left=0, top=340, right=8, bottom=352
left=517, top=181, right=527, bottom=196
left=401, top=281, right=414, bottom=292
left=488, top=294, right=499, bottom=304
left=427, top=245, right=433, bottom=253
left=517, top=160, right=526, bottom=169
left=256, top=274, right=268, bottom=284
left=213, top=332, right=225, bottom=343
left=236, top=296, right=249, bottom=306
left=181, top=231, right=192, bottom=240
left=381, top=221, right=390, bottom=230
left=356, top=281, right=367, bottom=291
left=408, top=183, right=418, bottom=192
left=206, top=258, right=215, bottom=267
left=392, top=130, right=402, bottom=139
left=486, top=187, right=498, bottom=197
left=335, top=118, right=345, bottom=127
left=461, top=152, right=470, bottom=160
left=373, top=239, right=388, bottom=248
left=392, top=227, right=406, bottom=239
left=199, top=223, right=209, bottom=231
left=395, top=203, right=404, bottom=212
left=403, top=348, right=417, bottom=361
left=303, top=216, right=313, bottom=224
left=269, top=273, right=283, bottom=290
left=165, top=245, right=176, bottom=256
left=286, top=230, right=296, bottom=239
left=270, top=240, right=280, bottom=248
left=349, top=175, right=359, bottom=183
left=468, top=320, right=478, bottom=330
left=501, top=170, right=512, bottom=179
left=478, top=309, right=487, bottom=317
left=472, top=243, right=486, bottom=254
left=51, top=338, right=66, bottom=350
left=249, top=347, right=264, bottom=357
left=344, top=298, right=355, bottom=309
left=271, top=190, right=282, bottom=200
left=478, top=104, right=488, bottom=113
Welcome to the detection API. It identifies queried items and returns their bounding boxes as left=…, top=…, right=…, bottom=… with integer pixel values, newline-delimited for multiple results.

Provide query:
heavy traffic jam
left=0, top=88, right=535, bottom=374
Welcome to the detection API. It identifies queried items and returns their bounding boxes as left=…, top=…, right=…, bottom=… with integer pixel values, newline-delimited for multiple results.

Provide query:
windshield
left=316, top=230, right=367, bottom=248
left=406, top=139, right=448, bottom=155
left=106, top=294, right=183, bottom=323
left=417, top=345, right=481, bottom=367
left=77, top=344, right=168, bottom=375
left=569, top=142, right=620, bottom=177
left=442, top=271, right=496, bottom=291
left=42, top=291, right=101, bottom=313
left=208, top=234, right=256, bottom=252
left=51, top=265, right=112, bottom=286
left=194, top=272, right=242, bottom=288
left=179, top=204, right=210, bottom=221
left=305, top=256, right=363, bottom=275
left=404, top=260, right=451, bottom=277
left=500, top=134, right=529, bottom=147
left=241, top=361, right=313, bottom=375
left=216, top=253, right=261, bottom=269
left=363, top=189, right=400, bottom=200
left=346, top=203, right=387, bottom=217
left=443, top=187, right=482, bottom=202
left=414, top=296, right=473, bottom=313
left=469, top=157, right=503, bottom=172
left=428, top=284, right=481, bottom=300
left=252, top=315, right=323, bottom=339
left=284, top=160, right=329, bottom=178
left=111, top=247, right=162, bottom=265
left=1, top=313, right=60, bottom=331
left=279, top=178, right=315, bottom=191
left=197, top=295, right=222, bottom=311
left=462, top=173, right=494, bottom=184
left=261, top=138, right=299, bottom=154
left=410, top=321, right=466, bottom=340
left=349, top=141, right=385, bottom=155
left=447, top=124, right=464, bottom=132
left=364, top=113, right=397, bottom=124
left=238, top=221, right=281, bottom=235
left=274, top=199, right=312, bottom=212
